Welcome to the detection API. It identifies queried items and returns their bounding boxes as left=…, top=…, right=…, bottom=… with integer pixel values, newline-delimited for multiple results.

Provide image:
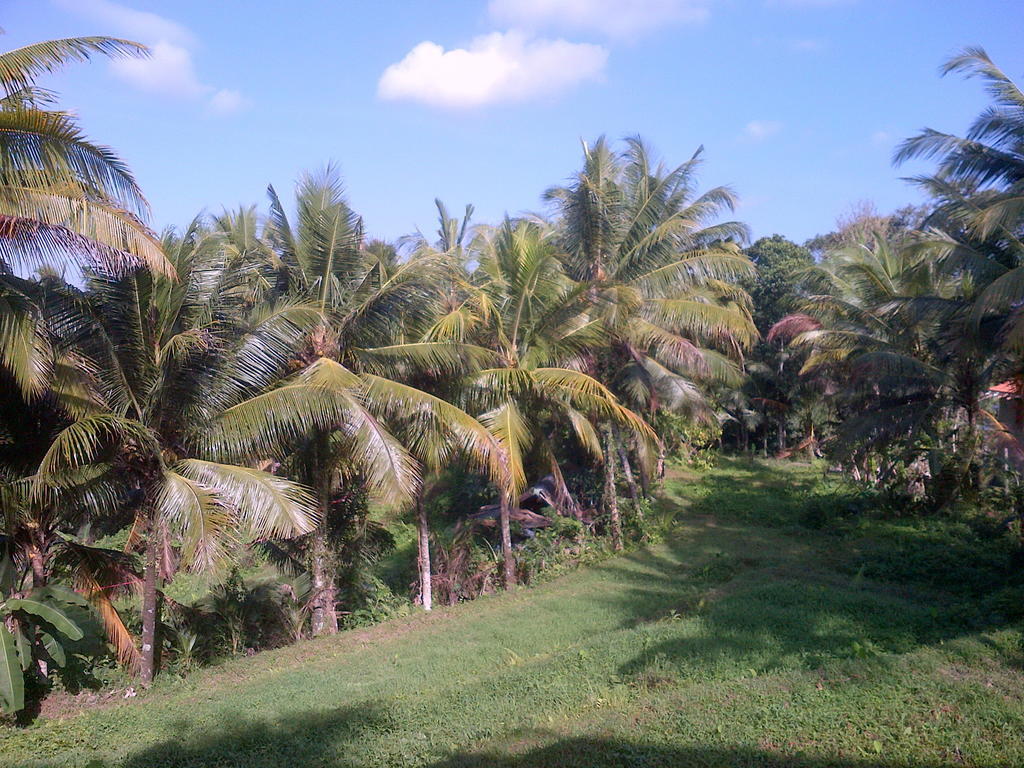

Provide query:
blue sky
left=6, top=0, right=1024, bottom=245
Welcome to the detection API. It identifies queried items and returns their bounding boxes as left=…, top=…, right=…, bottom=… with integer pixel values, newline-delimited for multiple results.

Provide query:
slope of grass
left=3, top=458, right=1023, bottom=767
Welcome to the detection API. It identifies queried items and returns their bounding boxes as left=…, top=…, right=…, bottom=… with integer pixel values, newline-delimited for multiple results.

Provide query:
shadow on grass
left=25, top=717, right=959, bottom=768
left=36, top=724, right=957, bottom=768
left=23, top=703, right=392, bottom=768
left=426, top=734, right=953, bottom=768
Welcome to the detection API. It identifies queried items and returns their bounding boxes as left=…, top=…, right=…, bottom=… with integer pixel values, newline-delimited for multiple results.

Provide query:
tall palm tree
left=466, top=219, right=654, bottom=577
left=545, top=137, right=756, bottom=546
left=399, top=199, right=490, bottom=610
left=895, top=48, right=1024, bottom=352
left=256, top=168, right=502, bottom=631
left=0, top=34, right=170, bottom=396
left=34, top=219, right=337, bottom=682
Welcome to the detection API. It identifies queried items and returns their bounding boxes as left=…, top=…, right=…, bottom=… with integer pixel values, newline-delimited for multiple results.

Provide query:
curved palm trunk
left=547, top=456, right=582, bottom=519
left=416, top=498, right=432, bottom=611
left=602, top=424, right=623, bottom=551
left=499, top=489, right=515, bottom=589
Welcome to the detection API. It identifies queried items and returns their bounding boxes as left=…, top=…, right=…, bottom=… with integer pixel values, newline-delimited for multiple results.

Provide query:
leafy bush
left=0, top=579, right=95, bottom=715
left=656, top=413, right=721, bottom=469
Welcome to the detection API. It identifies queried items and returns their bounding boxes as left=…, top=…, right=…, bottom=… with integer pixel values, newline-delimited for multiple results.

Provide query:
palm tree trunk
left=27, top=535, right=47, bottom=589
left=499, top=489, right=515, bottom=589
left=139, top=519, right=160, bottom=685
left=309, top=523, right=338, bottom=636
left=636, top=436, right=651, bottom=499
left=548, top=457, right=582, bottom=518
left=602, top=424, right=623, bottom=551
left=310, top=437, right=338, bottom=636
left=416, top=498, right=432, bottom=611
left=637, top=461, right=651, bottom=499
left=655, top=438, right=666, bottom=480
left=615, top=428, right=641, bottom=519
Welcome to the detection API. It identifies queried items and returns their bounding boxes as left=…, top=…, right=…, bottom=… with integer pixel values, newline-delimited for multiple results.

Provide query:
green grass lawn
left=4, top=458, right=1023, bottom=767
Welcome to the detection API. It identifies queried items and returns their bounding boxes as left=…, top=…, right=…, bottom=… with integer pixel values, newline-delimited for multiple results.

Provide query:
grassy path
left=3, top=459, right=1023, bottom=767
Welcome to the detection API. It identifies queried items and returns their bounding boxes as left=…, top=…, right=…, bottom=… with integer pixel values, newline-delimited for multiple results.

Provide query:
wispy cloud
left=54, top=0, right=248, bottom=115
left=378, top=31, right=607, bottom=109
left=744, top=120, right=783, bottom=141
left=871, top=130, right=891, bottom=146
left=488, top=0, right=711, bottom=39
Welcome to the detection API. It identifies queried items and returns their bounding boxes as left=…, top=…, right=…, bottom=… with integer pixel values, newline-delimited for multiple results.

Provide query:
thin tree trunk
left=636, top=435, right=651, bottom=499
left=27, top=537, right=50, bottom=680
left=310, top=437, right=338, bottom=636
left=139, top=520, right=160, bottom=685
left=499, top=489, right=515, bottom=589
left=637, top=460, right=651, bottom=499
left=615, top=429, right=641, bottom=519
left=416, top=498, right=432, bottom=611
left=28, top=538, right=47, bottom=589
left=655, top=439, right=666, bottom=480
left=309, top=523, right=338, bottom=636
left=602, top=424, right=623, bottom=551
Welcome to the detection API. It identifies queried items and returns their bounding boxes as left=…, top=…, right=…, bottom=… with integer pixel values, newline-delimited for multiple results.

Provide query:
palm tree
left=33, top=219, right=340, bottom=682
left=895, top=48, right=1024, bottom=353
left=399, top=199, right=492, bottom=610
left=771, top=233, right=1011, bottom=500
left=466, top=219, right=654, bottom=577
left=0, top=34, right=170, bottom=396
left=255, top=168, right=503, bottom=631
left=545, top=137, right=756, bottom=546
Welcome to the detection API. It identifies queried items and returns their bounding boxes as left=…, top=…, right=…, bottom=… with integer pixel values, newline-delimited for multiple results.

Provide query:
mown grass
left=3, top=458, right=1023, bottom=767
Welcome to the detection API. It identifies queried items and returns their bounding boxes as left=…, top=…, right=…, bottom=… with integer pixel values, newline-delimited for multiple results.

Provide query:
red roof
left=990, top=380, right=1024, bottom=396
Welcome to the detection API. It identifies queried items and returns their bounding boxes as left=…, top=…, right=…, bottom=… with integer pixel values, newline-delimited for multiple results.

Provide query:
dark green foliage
left=0, top=576, right=97, bottom=715
left=742, top=234, right=813, bottom=334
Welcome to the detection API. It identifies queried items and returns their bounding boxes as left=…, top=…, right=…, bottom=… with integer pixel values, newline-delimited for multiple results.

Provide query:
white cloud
left=109, top=40, right=206, bottom=97
left=208, top=89, right=249, bottom=115
left=53, top=0, right=245, bottom=115
left=871, top=130, right=891, bottom=146
left=378, top=31, right=607, bottom=109
left=744, top=120, right=783, bottom=141
left=488, top=0, right=710, bottom=38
